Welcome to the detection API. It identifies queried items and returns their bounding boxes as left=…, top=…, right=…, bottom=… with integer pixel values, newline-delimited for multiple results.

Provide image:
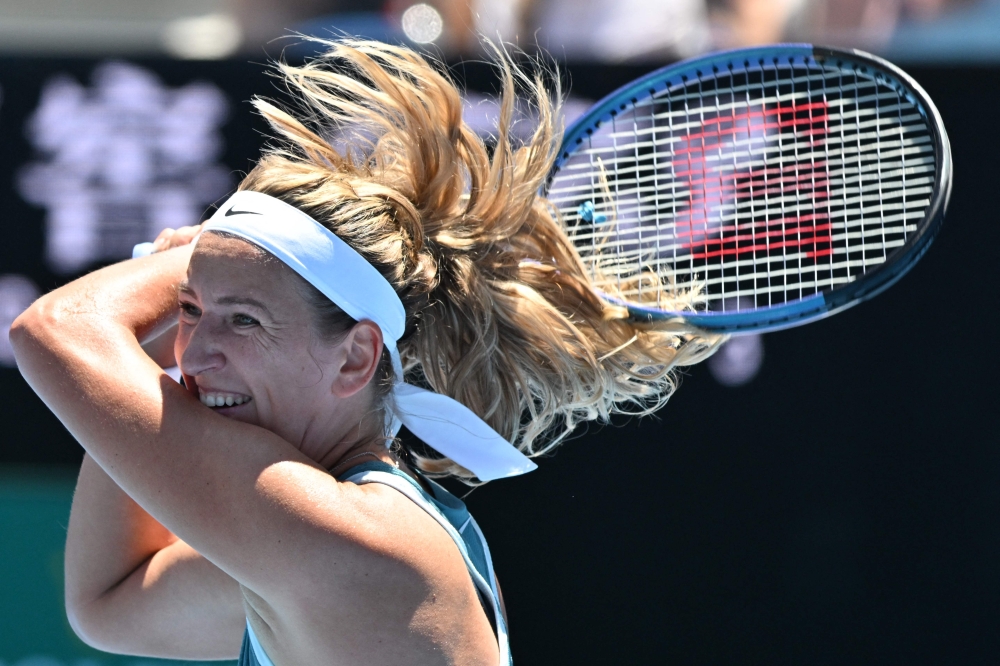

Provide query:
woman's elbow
left=9, top=306, right=37, bottom=351
left=9, top=297, right=70, bottom=376
left=66, top=588, right=146, bottom=655
left=9, top=307, right=43, bottom=375
left=65, top=595, right=118, bottom=652
left=10, top=299, right=51, bottom=354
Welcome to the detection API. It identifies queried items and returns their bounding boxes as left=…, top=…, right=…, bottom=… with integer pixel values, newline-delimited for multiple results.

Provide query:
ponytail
left=239, top=39, right=723, bottom=481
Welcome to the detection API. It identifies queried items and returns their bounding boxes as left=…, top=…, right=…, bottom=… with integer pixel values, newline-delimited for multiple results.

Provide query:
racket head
left=545, top=45, right=951, bottom=334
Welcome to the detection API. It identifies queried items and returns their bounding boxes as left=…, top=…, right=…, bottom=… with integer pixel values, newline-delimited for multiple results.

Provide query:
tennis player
left=11, top=41, right=718, bottom=664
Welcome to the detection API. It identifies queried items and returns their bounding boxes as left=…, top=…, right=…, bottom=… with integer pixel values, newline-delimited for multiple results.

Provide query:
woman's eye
left=179, top=302, right=201, bottom=318
left=233, top=314, right=259, bottom=327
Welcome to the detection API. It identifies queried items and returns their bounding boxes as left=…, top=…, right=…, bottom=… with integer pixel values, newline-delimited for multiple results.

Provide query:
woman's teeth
left=199, top=392, right=251, bottom=408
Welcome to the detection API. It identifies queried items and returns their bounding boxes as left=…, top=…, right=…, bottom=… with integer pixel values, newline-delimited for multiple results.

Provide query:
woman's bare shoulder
left=260, top=478, right=467, bottom=598
left=247, top=479, right=499, bottom=665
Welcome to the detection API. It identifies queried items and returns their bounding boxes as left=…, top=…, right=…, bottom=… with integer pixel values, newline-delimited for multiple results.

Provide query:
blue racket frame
left=547, top=45, right=952, bottom=334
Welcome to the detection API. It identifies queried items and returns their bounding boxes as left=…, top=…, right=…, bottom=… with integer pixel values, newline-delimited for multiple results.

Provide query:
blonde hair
left=239, top=39, right=723, bottom=482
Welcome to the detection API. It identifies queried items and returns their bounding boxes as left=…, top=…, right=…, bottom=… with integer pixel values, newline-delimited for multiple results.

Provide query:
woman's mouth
left=199, top=391, right=252, bottom=409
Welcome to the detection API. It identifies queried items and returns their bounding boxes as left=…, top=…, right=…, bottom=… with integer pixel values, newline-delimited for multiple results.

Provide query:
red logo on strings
left=675, top=100, right=833, bottom=261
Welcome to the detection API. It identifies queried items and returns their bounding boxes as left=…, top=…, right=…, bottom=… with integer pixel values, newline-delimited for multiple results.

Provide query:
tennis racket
left=545, top=44, right=951, bottom=334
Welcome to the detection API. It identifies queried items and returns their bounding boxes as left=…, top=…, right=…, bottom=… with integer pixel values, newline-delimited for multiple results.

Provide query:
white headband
left=152, top=190, right=536, bottom=482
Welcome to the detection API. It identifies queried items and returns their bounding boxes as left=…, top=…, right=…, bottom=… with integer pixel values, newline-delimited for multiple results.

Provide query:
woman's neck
left=326, top=442, right=435, bottom=493
left=328, top=448, right=392, bottom=477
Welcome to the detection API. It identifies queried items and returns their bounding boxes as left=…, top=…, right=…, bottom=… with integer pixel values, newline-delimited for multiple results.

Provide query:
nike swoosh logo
left=224, top=207, right=263, bottom=217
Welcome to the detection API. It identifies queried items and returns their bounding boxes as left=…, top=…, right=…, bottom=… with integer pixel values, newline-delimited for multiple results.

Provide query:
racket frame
left=546, top=44, right=952, bottom=334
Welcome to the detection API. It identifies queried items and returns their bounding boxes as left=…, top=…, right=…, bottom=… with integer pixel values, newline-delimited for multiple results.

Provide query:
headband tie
left=140, top=190, right=536, bottom=482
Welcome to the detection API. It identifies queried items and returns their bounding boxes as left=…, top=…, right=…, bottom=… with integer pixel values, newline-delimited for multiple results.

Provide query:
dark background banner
left=0, top=58, right=996, bottom=664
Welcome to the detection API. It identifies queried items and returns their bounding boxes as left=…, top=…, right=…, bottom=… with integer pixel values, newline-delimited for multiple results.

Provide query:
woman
left=12, top=41, right=718, bottom=664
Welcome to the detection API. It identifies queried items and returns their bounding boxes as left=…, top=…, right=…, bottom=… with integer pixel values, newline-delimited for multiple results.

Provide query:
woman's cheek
left=174, top=328, right=190, bottom=361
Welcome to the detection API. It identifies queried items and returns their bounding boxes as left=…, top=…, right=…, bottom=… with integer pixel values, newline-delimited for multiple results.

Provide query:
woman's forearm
left=11, top=245, right=196, bottom=442
left=23, top=244, right=192, bottom=344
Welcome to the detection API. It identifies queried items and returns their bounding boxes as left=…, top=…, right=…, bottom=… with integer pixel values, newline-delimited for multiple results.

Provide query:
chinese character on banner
left=18, top=62, right=233, bottom=274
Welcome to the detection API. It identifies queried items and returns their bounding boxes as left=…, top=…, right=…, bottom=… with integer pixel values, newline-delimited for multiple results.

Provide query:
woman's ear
left=330, top=320, right=383, bottom=398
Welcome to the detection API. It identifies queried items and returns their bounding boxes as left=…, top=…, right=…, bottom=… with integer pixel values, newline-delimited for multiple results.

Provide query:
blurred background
left=0, top=1, right=997, bottom=664
left=4, top=0, right=1000, bottom=61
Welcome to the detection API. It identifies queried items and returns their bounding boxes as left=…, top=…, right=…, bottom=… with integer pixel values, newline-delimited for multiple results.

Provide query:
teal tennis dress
left=237, top=460, right=512, bottom=665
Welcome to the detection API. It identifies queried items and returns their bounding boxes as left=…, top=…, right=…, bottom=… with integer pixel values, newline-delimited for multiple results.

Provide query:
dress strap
left=241, top=618, right=275, bottom=666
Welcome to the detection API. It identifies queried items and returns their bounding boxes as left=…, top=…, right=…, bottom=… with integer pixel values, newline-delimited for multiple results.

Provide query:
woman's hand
left=151, top=224, right=202, bottom=253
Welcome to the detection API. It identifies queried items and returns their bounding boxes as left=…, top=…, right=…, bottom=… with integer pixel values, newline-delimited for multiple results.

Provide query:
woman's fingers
left=152, top=228, right=175, bottom=253
left=151, top=225, right=203, bottom=253
left=171, top=225, right=202, bottom=248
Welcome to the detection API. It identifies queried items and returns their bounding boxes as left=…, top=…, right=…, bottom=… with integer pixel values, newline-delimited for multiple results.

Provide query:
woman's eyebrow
left=215, top=295, right=274, bottom=316
left=177, top=283, right=274, bottom=317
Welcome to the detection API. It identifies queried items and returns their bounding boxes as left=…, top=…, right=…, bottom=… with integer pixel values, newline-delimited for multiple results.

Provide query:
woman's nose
left=178, top=316, right=227, bottom=377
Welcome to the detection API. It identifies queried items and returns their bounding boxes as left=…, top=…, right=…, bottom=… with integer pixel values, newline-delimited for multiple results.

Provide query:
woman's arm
left=57, top=227, right=243, bottom=656
left=65, top=455, right=244, bottom=657
left=9, top=247, right=298, bottom=585
left=9, top=244, right=439, bottom=619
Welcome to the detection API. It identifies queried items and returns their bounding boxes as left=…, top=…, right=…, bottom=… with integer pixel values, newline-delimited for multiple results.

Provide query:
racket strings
left=568, top=156, right=706, bottom=313
left=549, top=58, right=935, bottom=312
